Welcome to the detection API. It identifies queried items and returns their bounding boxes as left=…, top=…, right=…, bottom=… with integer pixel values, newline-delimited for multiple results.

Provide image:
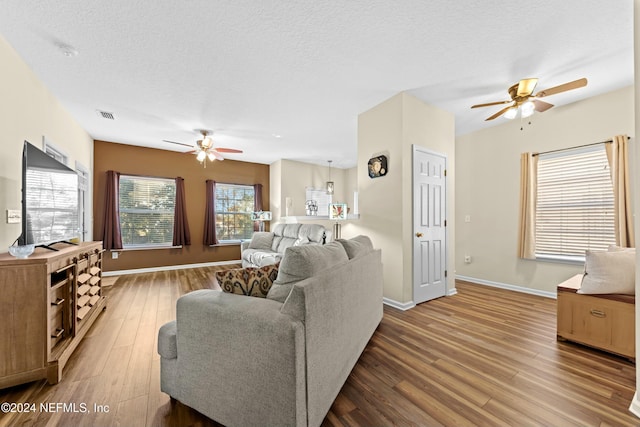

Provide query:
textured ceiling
left=0, top=1, right=633, bottom=168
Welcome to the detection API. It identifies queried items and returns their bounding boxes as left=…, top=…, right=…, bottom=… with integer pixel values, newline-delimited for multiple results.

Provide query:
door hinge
left=445, top=270, right=448, bottom=278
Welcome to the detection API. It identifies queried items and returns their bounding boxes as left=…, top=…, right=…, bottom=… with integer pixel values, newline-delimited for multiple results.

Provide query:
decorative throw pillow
left=337, top=235, right=374, bottom=259
left=248, top=232, right=274, bottom=250
left=266, top=241, right=349, bottom=303
left=215, top=263, right=279, bottom=298
left=578, top=250, right=635, bottom=295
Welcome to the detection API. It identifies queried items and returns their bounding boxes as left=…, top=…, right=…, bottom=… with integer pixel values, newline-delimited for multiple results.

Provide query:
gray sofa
left=240, top=223, right=326, bottom=268
left=157, top=235, right=383, bottom=427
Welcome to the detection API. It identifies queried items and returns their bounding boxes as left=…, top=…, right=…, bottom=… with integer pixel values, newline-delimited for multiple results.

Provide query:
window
left=215, top=184, right=255, bottom=241
left=76, top=162, right=89, bottom=242
left=43, top=137, right=69, bottom=165
left=535, top=145, right=615, bottom=260
left=118, top=175, right=176, bottom=247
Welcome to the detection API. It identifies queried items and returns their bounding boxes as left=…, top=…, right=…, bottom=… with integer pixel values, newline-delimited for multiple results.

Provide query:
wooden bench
left=557, top=274, right=635, bottom=361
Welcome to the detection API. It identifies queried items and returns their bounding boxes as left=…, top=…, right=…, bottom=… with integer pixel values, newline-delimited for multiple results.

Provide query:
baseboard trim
left=455, top=275, right=556, bottom=299
left=103, top=260, right=241, bottom=277
left=629, top=392, right=640, bottom=419
left=383, top=298, right=416, bottom=311
left=447, top=287, right=458, bottom=296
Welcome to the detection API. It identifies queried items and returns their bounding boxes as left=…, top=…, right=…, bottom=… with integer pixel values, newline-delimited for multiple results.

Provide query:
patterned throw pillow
left=216, top=264, right=279, bottom=298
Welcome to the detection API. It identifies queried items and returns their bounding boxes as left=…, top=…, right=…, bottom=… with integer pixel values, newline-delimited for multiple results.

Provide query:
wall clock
left=368, top=155, right=388, bottom=178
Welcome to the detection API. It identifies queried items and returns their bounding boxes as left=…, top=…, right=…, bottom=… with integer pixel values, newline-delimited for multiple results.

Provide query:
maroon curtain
left=253, top=183, right=263, bottom=232
left=172, top=177, right=191, bottom=246
left=203, top=180, right=218, bottom=245
left=101, top=170, right=123, bottom=250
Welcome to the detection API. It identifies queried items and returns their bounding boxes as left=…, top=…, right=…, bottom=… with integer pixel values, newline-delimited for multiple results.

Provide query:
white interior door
left=413, top=146, right=447, bottom=304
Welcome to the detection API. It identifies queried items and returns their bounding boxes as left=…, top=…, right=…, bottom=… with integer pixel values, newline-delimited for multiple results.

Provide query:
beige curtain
left=518, top=153, right=538, bottom=259
left=605, top=134, right=635, bottom=247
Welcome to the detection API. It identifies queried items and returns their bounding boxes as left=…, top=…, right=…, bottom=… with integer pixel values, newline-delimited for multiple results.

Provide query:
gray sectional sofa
left=157, top=235, right=383, bottom=427
left=240, top=223, right=327, bottom=268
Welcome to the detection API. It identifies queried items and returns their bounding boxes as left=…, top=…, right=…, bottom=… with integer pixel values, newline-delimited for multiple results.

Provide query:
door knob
left=415, top=232, right=423, bottom=237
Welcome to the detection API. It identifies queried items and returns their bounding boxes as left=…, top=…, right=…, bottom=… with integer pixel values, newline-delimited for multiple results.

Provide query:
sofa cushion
left=267, top=241, right=349, bottom=303
left=216, top=264, right=280, bottom=298
left=248, top=232, right=274, bottom=250
left=578, top=249, right=635, bottom=295
left=242, top=249, right=282, bottom=267
left=337, top=235, right=374, bottom=259
left=299, top=224, right=325, bottom=244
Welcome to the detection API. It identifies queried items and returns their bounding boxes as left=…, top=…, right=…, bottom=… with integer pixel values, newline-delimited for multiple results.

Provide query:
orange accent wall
left=93, top=140, right=269, bottom=272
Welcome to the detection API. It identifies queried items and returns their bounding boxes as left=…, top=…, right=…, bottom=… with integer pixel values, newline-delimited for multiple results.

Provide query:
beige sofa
left=157, top=236, right=383, bottom=427
left=240, top=223, right=326, bottom=268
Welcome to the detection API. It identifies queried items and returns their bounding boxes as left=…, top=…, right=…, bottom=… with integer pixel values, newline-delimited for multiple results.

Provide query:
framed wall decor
left=368, top=155, right=388, bottom=178
left=329, top=203, right=347, bottom=220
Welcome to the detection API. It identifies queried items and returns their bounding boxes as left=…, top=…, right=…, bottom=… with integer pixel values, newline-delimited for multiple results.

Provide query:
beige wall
left=0, top=35, right=94, bottom=250
left=356, top=92, right=455, bottom=304
left=456, top=86, right=635, bottom=294
left=270, top=159, right=357, bottom=234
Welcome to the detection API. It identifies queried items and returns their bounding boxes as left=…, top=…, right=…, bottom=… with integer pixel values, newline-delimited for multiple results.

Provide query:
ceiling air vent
left=96, top=110, right=115, bottom=120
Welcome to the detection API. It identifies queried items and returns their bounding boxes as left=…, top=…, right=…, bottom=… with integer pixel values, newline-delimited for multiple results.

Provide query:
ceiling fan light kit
left=471, top=77, right=587, bottom=121
left=326, top=160, right=334, bottom=195
left=164, top=130, right=244, bottom=167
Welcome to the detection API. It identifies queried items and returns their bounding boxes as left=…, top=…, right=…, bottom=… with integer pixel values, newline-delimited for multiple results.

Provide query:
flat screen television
left=17, top=141, right=79, bottom=249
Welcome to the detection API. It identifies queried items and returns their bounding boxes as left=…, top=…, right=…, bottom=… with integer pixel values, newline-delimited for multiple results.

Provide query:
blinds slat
left=535, top=146, right=615, bottom=257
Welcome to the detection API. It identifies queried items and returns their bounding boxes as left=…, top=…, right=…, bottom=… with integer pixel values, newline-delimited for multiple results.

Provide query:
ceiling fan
left=471, top=77, right=588, bottom=121
left=163, top=130, right=243, bottom=166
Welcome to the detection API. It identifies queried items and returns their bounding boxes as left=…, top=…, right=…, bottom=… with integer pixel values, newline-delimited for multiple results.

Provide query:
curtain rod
left=532, top=136, right=631, bottom=157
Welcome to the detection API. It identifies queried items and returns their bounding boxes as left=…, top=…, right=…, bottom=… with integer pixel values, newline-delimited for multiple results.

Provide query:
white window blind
left=535, top=145, right=615, bottom=259
left=119, top=175, right=176, bottom=247
left=305, top=187, right=332, bottom=216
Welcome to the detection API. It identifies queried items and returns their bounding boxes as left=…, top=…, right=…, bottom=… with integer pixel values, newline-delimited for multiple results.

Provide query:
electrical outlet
left=111, top=251, right=119, bottom=259
left=6, top=209, right=20, bottom=224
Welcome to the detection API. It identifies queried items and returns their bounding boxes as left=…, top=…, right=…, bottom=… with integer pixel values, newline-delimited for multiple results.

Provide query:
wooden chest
left=557, top=274, right=635, bottom=361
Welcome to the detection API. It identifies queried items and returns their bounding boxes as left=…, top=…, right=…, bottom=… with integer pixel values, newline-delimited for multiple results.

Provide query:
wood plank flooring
left=0, top=271, right=636, bottom=427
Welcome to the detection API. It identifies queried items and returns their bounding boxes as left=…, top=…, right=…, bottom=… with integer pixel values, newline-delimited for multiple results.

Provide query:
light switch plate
left=6, top=209, right=20, bottom=224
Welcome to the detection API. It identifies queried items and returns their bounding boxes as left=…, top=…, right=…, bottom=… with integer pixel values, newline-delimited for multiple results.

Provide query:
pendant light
left=326, top=160, right=334, bottom=195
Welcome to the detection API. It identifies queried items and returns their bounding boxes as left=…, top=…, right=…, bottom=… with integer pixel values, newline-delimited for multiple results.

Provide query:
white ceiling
left=0, top=1, right=633, bottom=168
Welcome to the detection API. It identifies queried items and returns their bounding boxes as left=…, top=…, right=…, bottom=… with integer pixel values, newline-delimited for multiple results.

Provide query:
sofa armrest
left=241, top=239, right=251, bottom=251
left=174, top=290, right=307, bottom=427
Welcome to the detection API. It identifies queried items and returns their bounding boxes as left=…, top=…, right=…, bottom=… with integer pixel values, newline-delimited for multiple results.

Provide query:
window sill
left=535, top=254, right=585, bottom=265
left=209, top=241, right=246, bottom=247
left=117, top=245, right=183, bottom=251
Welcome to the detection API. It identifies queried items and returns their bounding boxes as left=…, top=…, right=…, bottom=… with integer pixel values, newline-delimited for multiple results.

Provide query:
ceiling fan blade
left=163, top=139, right=194, bottom=148
left=211, top=150, right=225, bottom=161
left=533, top=99, right=554, bottom=112
left=485, top=105, right=514, bottom=121
left=471, top=100, right=511, bottom=109
left=215, top=148, right=243, bottom=154
left=534, top=78, right=587, bottom=98
left=517, top=78, right=538, bottom=97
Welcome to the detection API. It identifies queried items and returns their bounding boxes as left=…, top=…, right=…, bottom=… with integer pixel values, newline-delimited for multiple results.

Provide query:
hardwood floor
left=0, top=271, right=636, bottom=427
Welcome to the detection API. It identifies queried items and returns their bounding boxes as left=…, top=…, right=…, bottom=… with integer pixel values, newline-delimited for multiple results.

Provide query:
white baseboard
left=102, top=260, right=241, bottom=277
left=383, top=298, right=416, bottom=311
left=629, top=392, right=640, bottom=419
left=455, top=275, right=556, bottom=299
